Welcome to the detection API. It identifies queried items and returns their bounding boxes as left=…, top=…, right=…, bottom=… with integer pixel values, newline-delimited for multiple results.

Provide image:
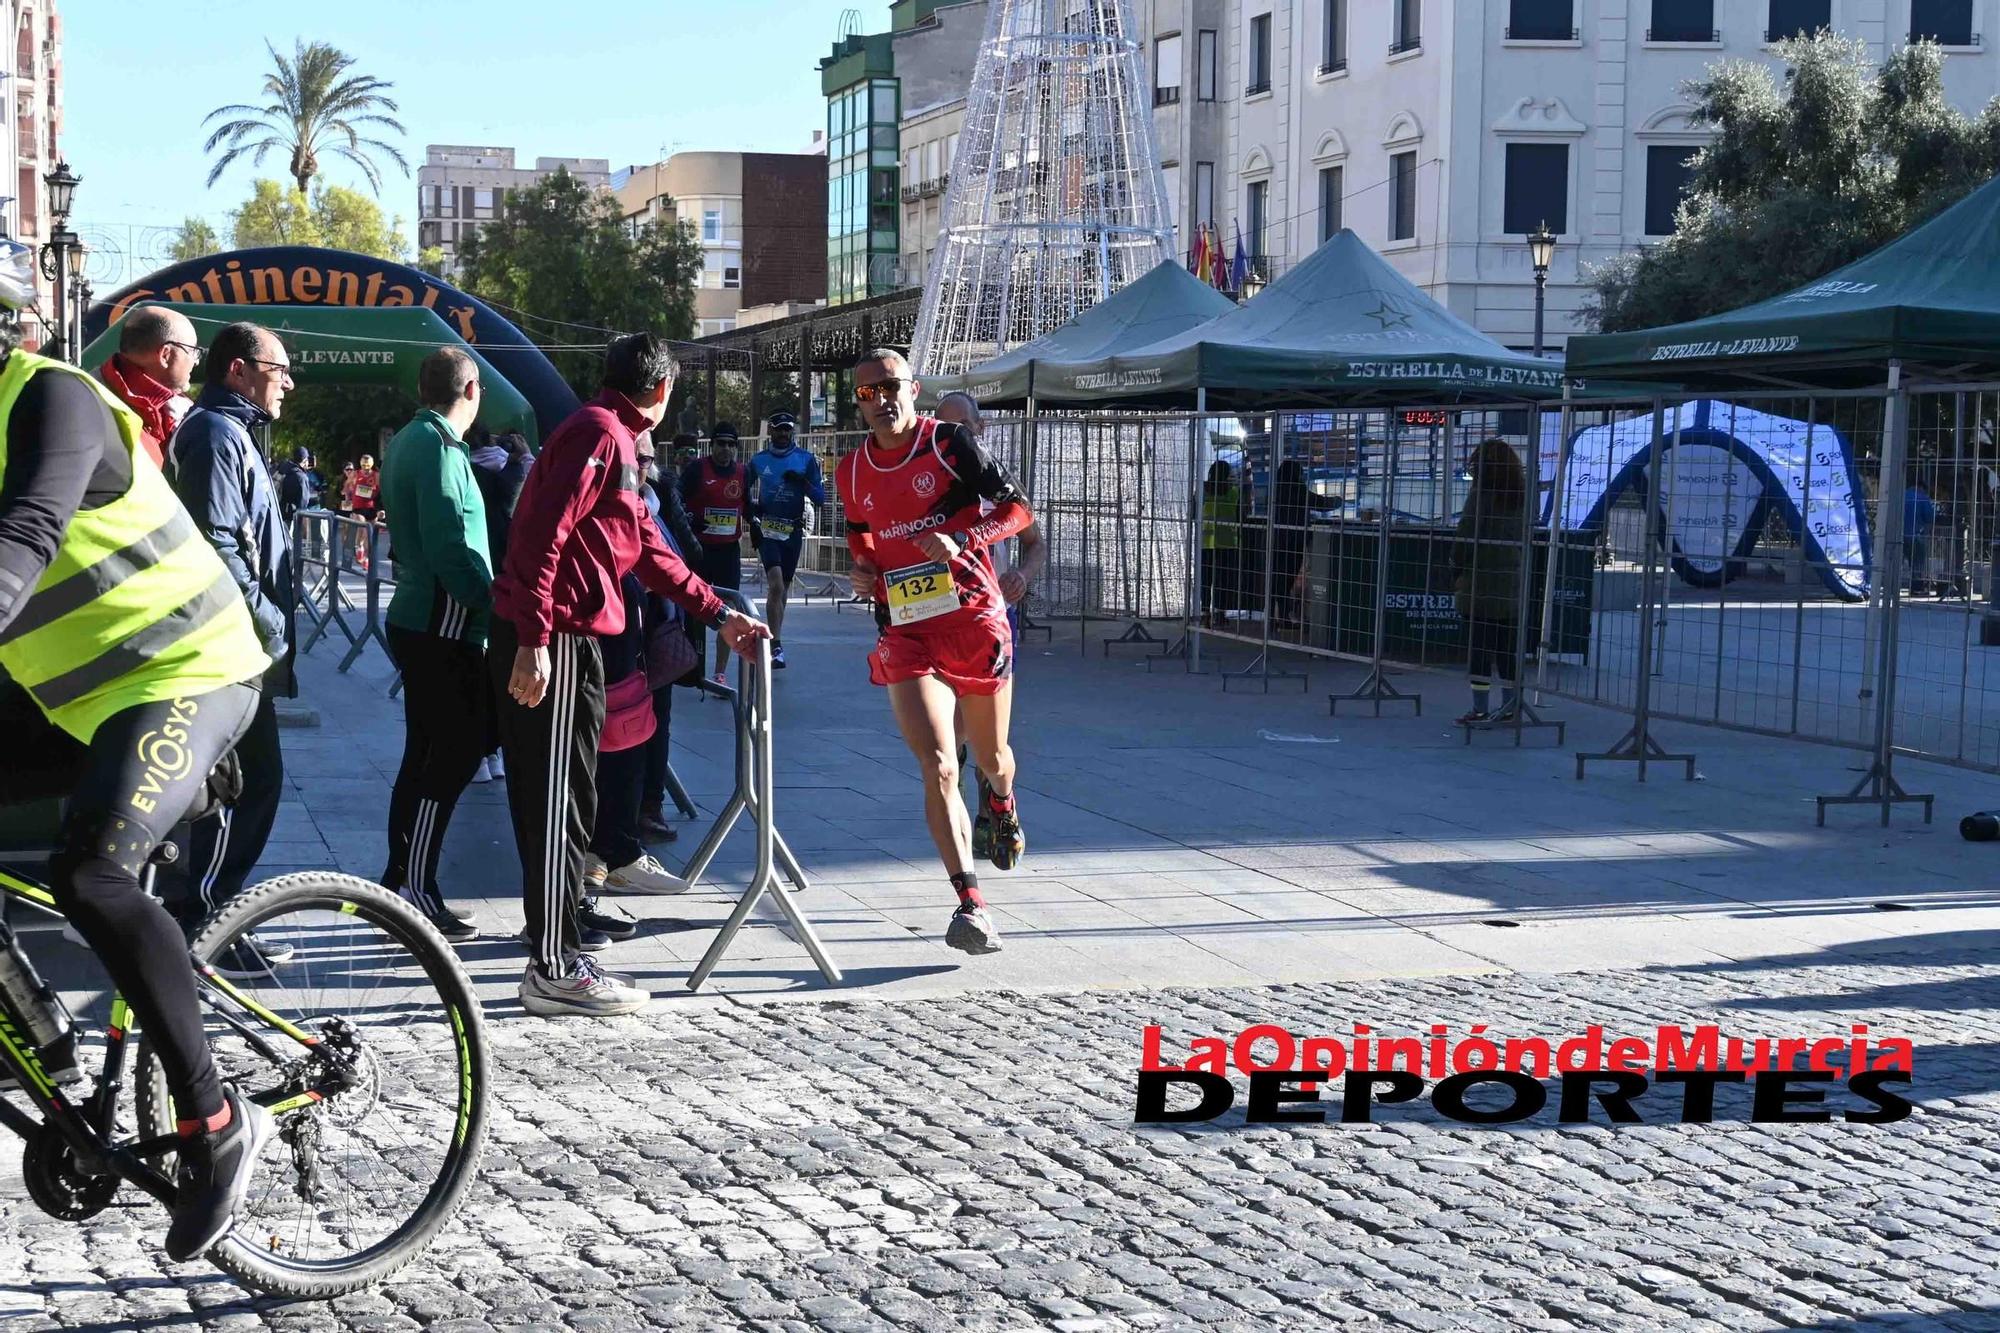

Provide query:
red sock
left=951, top=871, right=986, bottom=910
left=177, top=1100, right=232, bottom=1138
left=987, top=789, right=1015, bottom=814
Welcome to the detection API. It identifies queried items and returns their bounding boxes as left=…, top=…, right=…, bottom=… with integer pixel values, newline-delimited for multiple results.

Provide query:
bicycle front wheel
left=137, top=872, right=488, bottom=1298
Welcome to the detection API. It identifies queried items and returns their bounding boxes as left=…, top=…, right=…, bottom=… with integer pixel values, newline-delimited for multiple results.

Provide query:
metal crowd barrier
left=293, top=509, right=394, bottom=672
left=675, top=590, right=839, bottom=992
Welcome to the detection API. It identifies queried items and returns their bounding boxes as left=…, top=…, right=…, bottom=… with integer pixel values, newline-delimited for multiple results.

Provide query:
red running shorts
left=868, top=616, right=1014, bottom=697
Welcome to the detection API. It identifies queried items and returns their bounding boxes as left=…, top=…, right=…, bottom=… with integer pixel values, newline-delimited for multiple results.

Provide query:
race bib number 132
left=884, top=560, right=958, bottom=626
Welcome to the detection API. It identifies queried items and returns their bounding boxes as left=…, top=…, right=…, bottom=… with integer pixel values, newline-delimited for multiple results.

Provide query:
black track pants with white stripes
left=179, top=687, right=282, bottom=931
left=489, top=618, right=605, bottom=978
left=383, top=626, right=489, bottom=908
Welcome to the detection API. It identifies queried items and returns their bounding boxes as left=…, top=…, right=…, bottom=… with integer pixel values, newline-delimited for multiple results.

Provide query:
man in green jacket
left=380, top=348, right=492, bottom=941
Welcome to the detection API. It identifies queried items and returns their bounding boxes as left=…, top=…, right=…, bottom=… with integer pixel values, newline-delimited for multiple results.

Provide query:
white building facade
left=417, top=146, right=611, bottom=276
left=1130, top=0, right=2000, bottom=351
left=4, top=0, right=64, bottom=344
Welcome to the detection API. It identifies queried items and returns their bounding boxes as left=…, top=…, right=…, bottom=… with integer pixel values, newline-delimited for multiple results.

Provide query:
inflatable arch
left=84, top=246, right=581, bottom=438
left=1544, top=399, right=1872, bottom=600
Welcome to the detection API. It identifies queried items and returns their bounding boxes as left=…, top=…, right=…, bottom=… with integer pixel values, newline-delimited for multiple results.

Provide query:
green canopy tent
left=1565, top=171, right=2000, bottom=390
left=1039, top=229, right=1566, bottom=409
left=923, top=261, right=1238, bottom=409
left=80, top=302, right=541, bottom=445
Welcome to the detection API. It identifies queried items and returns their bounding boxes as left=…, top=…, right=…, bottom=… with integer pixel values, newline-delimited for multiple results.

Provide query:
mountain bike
left=0, top=827, right=489, bottom=1299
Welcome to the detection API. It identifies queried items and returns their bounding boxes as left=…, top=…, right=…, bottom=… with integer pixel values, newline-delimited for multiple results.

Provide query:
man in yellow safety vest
left=0, top=240, right=276, bottom=1262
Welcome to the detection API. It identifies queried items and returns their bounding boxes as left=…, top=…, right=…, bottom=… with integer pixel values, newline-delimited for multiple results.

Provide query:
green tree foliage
left=168, top=217, right=223, bottom=262
left=1586, top=34, right=2000, bottom=333
left=203, top=39, right=409, bottom=195
left=455, top=168, right=703, bottom=397
left=228, top=179, right=408, bottom=259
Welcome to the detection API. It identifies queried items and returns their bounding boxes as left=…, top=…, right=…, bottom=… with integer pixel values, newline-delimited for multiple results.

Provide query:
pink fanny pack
left=600, top=672, right=657, bottom=752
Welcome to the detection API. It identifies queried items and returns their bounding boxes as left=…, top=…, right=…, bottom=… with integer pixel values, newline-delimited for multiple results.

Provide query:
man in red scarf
left=96, top=305, right=202, bottom=467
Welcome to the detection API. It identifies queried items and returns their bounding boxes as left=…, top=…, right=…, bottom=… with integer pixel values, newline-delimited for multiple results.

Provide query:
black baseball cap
left=767, top=412, right=798, bottom=430
left=711, top=422, right=740, bottom=443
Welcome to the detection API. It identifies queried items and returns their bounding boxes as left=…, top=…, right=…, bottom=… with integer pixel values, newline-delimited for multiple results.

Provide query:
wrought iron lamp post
left=1528, top=220, right=1557, bottom=359
left=38, top=161, right=80, bottom=361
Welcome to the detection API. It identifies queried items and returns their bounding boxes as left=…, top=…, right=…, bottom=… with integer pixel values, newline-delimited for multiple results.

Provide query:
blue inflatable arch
left=1546, top=400, right=1872, bottom=601
left=84, top=246, right=581, bottom=438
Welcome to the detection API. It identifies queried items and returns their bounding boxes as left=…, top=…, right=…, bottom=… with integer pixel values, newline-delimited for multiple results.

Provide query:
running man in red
left=841, top=349, right=1034, bottom=955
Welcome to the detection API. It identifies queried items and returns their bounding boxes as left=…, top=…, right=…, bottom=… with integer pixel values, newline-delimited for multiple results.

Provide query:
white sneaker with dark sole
left=945, top=905, right=1003, bottom=955
left=519, top=959, right=649, bottom=1016
left=601, top=853, right=691, bottom=896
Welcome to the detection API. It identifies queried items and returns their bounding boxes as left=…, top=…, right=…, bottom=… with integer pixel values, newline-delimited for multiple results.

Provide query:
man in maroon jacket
left=492, top=332, right=769, bottom=1016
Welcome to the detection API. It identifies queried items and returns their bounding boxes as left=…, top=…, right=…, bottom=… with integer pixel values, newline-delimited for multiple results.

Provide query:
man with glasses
left=166, top=321, right=296, bottom=975
left=837, top=349, right=1035, bottom=956
left=96, top=304, right=202, bottom=467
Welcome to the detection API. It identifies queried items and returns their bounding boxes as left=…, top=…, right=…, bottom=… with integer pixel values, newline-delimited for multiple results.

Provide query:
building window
left=1649, top=0, right=1715, bottom=42
left=1389, top=151, right=1418, bottom=240
left=1509, top=0, right=1575, bottom=40
left=944, top=132, right=960, bottom=174
left=1245, top=179, right=1268, bottom=262
left=473, top=187, right=495, bottom=219
left=1645, top=145, right=1698, bottom=235
left=1766, top=0, right=1830, bottom=39
left=1321, top=0, right=1347, bottom=71
left=438, top=189, right=456, bottom=219
left=1155, top=31, right=1183, bottom=105
left=1195, top=161, right=1215, bottom=228
left=1162, top=162, right=1182, bottom=235
left=1197, top=30, right=1218, bottom=99
left=924, top=138, right=942, bottom=181
left=1502, top=143, right=1568, bottom=234
left=1247, top=14, right=1272, bottom=94
left=1911, top=0, right=1976, bottom=44
left=904, top=147, right=919, bottom=183
left=1319, top=164, right=1343, bottom=244
left=723, top=266, right=741, bottom=289
left=1393, top=0, right=1422, bottom=52
left=703, top=208, right=722, bottom=242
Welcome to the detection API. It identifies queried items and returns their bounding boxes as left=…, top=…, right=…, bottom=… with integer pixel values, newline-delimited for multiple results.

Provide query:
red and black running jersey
left=678, top=458, right=747, bottom=547
left=838, top=417, right=1029, bottom=634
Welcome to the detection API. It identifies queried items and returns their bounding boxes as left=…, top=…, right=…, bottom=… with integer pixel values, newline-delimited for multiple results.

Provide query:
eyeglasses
left=244, top=356, right=293, bottom=381
left=165, top=340, right=204, bottom=364
left=853, top=379, right=910, bottom=404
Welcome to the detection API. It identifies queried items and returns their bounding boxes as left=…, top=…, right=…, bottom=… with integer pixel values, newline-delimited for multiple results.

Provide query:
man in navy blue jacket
left=166, top=321, right=295, bottom=975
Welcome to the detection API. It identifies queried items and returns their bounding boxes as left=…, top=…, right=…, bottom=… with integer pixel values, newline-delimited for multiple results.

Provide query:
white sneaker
left=602, top=852, right=690, bottom=896
left=487, top=751, right=505, bottom=780
left=584, top=853, right=609, bottom=890
left=469, top=757, right=492, bottom=784
left=519, top=957, right=649, bottom=1017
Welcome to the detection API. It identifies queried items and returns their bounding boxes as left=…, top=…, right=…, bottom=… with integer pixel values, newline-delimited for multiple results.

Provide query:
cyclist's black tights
left=50, top=684, right=260, bottom=1122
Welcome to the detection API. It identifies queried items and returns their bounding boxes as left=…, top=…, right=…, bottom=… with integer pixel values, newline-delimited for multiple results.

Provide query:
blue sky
left=63, top=0, right=841, bottom=282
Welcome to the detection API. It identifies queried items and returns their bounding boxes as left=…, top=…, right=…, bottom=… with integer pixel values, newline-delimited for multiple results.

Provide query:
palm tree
left=202, top=40, right=409, bottom=195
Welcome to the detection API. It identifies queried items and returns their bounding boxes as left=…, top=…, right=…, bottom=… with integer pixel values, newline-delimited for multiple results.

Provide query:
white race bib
left=704, top=508, right=739, bottom=538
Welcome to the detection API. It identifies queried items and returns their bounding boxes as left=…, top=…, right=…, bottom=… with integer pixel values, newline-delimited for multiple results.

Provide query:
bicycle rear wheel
left=136, top=872, right=487, bottom=1298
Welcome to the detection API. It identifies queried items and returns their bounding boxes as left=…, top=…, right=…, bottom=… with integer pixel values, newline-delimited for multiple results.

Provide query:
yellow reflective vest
left=0, top=352, right=271, bottom=741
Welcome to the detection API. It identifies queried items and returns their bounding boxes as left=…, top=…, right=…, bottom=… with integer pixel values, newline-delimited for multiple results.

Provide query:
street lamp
left=1527, top=219, right=1557, bottom=359
left=37, top=160, right=80, bottom=361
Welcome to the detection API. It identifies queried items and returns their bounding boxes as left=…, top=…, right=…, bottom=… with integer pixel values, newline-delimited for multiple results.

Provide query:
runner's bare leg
left=887, top=674, right=974, bottom=876
left=957, top=680, right=1016, bottom=803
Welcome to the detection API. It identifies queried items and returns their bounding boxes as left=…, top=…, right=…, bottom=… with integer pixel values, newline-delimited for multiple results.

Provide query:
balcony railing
left=1910, top=27, right=1981, bottom=45
left=1507, top=25, right=1578, bottom=39
left=1389, top=35, right=1423, bottom=54
left=1317, top=56, right=1347, bottom=74
left=1153, top=85, right=1181, bottom=106
left=1646, top=27, right=1719, bottom=41
left=1244, top=79, right=1271, bottom=96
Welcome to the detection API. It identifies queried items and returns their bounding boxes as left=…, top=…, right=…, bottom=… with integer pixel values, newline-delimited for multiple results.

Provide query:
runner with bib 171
left=839, top=350, right=1034, bottom=956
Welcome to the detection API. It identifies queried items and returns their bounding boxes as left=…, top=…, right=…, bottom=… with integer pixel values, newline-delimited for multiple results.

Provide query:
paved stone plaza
left=4, top=599, right=1999, bottom=1330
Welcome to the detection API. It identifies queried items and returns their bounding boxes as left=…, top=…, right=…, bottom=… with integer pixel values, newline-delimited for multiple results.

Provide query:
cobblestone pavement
left=3, top=944, right=1997, bottom=1331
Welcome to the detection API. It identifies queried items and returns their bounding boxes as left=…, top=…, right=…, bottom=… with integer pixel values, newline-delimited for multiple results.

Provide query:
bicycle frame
left=0, top=862, right=333, bottom=1209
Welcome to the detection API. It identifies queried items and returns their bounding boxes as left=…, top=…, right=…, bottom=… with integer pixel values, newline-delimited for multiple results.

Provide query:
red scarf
left=96, top=354, right=179, bottom=467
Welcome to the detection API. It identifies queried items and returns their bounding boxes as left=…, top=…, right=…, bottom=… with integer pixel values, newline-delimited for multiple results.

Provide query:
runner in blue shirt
left=746, top=412, right=825, bottom=668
